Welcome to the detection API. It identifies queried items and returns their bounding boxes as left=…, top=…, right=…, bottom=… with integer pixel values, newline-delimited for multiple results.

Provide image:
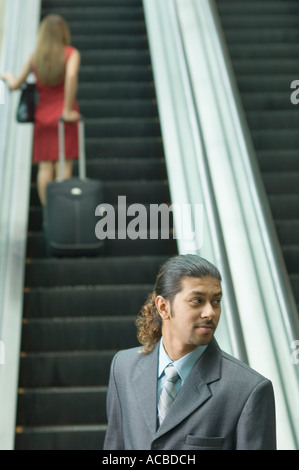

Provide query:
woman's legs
left=37, top=161, right=55, bottom=206
left=54, top=159, right=74, bottom=181
left=37, top=160, right=74, bottom=206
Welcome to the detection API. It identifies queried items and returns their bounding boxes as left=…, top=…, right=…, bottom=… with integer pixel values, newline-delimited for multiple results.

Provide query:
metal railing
left=0, top=0, right=41, bottom=450
left=142, top=0, right=247, bottom=363
left=143, top=0, right=299, bottom=450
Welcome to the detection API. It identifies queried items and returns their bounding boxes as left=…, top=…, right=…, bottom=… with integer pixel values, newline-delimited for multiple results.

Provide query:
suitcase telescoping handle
left=58, top=115, right=86, bottom=181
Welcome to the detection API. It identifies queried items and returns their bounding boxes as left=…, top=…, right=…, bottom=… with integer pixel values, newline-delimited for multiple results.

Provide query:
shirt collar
left=158, top=338, right=208, bottom=383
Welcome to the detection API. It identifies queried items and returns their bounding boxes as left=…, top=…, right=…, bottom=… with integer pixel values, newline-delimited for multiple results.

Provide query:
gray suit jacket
left=103, top=339, right=276, bottom=450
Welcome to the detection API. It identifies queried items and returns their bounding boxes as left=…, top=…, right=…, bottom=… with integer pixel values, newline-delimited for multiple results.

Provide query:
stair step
left=26, top=231, right=177, bottom=259
left=220, top=15, right=299, bottom=29
left=43, top=0, right=141, bottom=6
left=15, top=424, right=106, bottom=450
left=73, top=34, right=147, bottom=51
left=25, top=256, right=169, bottom=288
left=23, top=284, right=153, bottom=318
left=241, top=92, right=294, bottom=111
left=262, top=172, right=299, bottom=195
left=66, top=20, right=146, bottom=35
left=215, top=0, right=299, bottom=367
left=282, top=246, right=299, bottom=274
left=84, top=117, right=160, bottom=138
left=85, top=137, right=164, bottom=159
left=81, top=50, right=150, bottom=66
left=257, top=150, right=299, bottom=172
left=237, top=76, right=297, bottom=94
left=78, top=82, right=154, bottom=100
left=79, top=66, right=153, bottom=83
left=233, top=59, right=299, bottom=76
left=225, top=28, right=299, bottom=44
left=247, top=111, right=299, bottom=130
left=290, top=275, right=299, bottom=303
left=16, top=387, right=108, bottom=426
left=19, top=351, right=115, bottom=388
left=16, top=0, right=176, bottom=451
left=251, top=129, right=299, bottom=151
left=83, top=157, right=165, bottom=180
left=79, top=99, right=157, bottom=118
left=42, top=7, right=144, bottom=22
left=276, top=220, right=299, bottom=246
left=269, top=195, right=299, bottom=220
left=21, top=316, right=139, bottom=352
left=217, top=2, right=299, bottom=15
left=228, top=44, right=299, bottom=59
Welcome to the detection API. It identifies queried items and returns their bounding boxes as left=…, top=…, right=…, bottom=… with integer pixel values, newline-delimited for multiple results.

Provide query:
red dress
left=33, top=46, right=79, bottom=163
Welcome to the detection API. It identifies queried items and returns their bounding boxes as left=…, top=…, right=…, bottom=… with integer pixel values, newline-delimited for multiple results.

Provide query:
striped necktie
left=158, top=364, right=180, bottom=426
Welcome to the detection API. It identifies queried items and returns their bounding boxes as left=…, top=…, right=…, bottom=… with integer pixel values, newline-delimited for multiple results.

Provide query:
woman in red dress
left=2, top=15, right=80, bottom=206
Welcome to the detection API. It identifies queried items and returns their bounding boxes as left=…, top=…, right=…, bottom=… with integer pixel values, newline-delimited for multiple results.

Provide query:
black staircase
left=15, top=0, right=177, bottom=450
left=215, top=0, right=299, bottom=313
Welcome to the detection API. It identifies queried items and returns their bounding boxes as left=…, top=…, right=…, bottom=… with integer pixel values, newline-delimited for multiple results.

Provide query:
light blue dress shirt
left=157, top=338, right=208, bottom=403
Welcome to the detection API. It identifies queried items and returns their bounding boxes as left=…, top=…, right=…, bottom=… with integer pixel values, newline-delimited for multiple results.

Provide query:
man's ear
left=155, top=296, right=171, bottom=321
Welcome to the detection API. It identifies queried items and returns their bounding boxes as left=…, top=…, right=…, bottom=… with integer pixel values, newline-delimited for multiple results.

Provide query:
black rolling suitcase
left=44, top=117, right=104, bottom=257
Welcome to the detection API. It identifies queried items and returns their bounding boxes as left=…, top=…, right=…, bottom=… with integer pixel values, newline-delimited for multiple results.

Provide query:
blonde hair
left=34, top=15, right=71, bottom=86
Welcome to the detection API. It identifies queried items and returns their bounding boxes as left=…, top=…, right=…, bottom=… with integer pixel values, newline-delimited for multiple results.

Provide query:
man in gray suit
left=104, top=255, right=276, bottom=450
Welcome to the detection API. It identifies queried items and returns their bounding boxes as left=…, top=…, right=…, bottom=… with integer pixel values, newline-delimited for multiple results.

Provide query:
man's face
left=158, top=276, right=222, bottom=356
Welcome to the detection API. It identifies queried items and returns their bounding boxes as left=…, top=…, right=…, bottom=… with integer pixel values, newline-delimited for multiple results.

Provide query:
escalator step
left=83, top=117, right=160, bottom=138
left=276, top=221, right=299, bottom=246
left=232, top=59, right=299, bottom=76
left=78, top=99, right=158, bottom=118
left=72, top=35, right=148, bottom=50
left=15, top=424, right=106, bottom=451
left=84, top=137, right=164, bottom=159
left=78, top=83, right=155, bottom=100
left=79, top=66, right=153, bottom=83
left=25, top=256, right=169, bottom=288
left=215, top=0, right=299, bottom=300
left=257, top=150, right=299, bottom=172
left=16, top=0, right=177, bottom=450
left=262, top=172, right=299, bottom=195
left=26, top=232, right=177, bottom=258
left=23, top=284, right=154, bottom=318
left=226, top=44, right=299, bottom=60
left=219, top=15, right=299, bottom=29
left=64, top=21, right=146, bottom=35
left=19, top=351, right=116, bottom=388
left=241, top=92, right=293, bottom=111
left=21, top=317, right=139, bottom=352
left=42, top=7, right=144, bottom=22
left=80, top=50, right=150, bottom=66
left=17, top=387, right=108, bottom=426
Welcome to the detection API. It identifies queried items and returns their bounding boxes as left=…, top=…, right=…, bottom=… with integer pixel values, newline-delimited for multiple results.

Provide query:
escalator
left=14, top=0, right=177, bottom=450
left=215, top=0, right=299, bottom=314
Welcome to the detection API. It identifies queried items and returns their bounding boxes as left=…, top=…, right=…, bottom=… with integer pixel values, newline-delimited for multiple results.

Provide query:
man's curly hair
left=135, top=254, right=222, bottom=354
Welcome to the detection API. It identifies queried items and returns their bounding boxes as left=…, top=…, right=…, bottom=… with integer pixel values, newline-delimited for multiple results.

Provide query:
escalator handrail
left=208, top=0, right=299, bottom=364
left=143, top=0, right=248, bottom=362
left=0, top=0, right=41, bottom=450
left=167, top=0, right=248, bottom=364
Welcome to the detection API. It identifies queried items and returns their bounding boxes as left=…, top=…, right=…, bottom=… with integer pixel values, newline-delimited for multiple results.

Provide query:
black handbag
left=16, top=82, right=37, bottom=123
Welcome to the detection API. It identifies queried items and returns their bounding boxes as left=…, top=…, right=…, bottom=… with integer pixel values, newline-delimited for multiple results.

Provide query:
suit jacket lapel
left=155, top=338, right=222, bottom=438
left=132, top=345, right=159, bottom=437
